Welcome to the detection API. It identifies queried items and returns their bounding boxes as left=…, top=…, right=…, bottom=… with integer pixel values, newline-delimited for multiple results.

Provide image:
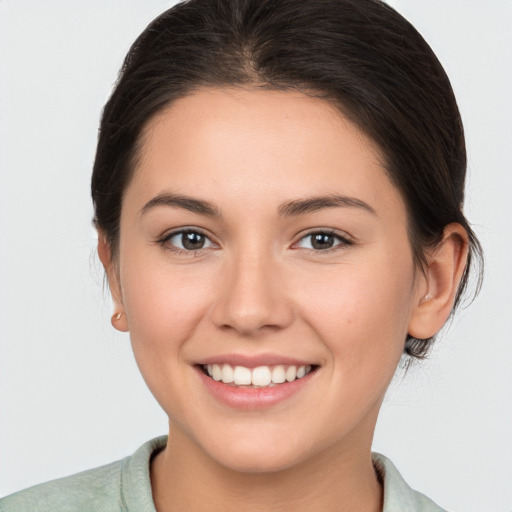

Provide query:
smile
left=195, top=357, right=319, bottom=409
left=203, top=364, right=314, bottom=387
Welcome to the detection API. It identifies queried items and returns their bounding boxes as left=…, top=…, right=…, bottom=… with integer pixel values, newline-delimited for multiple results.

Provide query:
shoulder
left=372, top=453, right=450, bottom=512
left=0, top=436, right=167, bottom=512
left=0, top=460, right=125, bottom=512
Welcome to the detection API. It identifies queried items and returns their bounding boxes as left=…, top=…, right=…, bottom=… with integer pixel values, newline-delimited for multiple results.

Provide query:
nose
left=210, top=249, right=294, bottom=337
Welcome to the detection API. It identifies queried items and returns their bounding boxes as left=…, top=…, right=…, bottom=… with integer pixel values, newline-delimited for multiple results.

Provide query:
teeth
left=212, top=364, right=222, bottom=381
left=221, top=364, right=234, bottom=383
left=271, top=365, right=286, bottom=384
left=204, top=363, right=314, bottom=387
left=233, top=366, right=252, bottom=385
left=285, top=366, right=296, bottom=382
left=252, top=366, right=272, bottom=386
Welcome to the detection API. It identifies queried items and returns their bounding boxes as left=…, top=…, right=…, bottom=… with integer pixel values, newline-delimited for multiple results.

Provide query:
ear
left=97, top=233, right=129, bottom=333
left=408, top=223, right=469, bottom=340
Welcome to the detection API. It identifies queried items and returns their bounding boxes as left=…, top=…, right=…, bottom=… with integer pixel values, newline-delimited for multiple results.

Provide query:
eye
left=295, top=231, right=352, bottom=251
left=161, top=229, right=215, bottom=252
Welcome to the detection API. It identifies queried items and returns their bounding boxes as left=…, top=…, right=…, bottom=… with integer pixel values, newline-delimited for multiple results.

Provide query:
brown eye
left=164, top=230, right=214, bottom=252
left=311, top=233, right=336, bottom=250
left=182, top=232, right=206, bottom=250
left=296, top=231, right=351, bottom=251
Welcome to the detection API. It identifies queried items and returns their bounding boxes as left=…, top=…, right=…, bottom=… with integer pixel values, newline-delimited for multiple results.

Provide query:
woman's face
left=111, top=87, right=425, bottom=472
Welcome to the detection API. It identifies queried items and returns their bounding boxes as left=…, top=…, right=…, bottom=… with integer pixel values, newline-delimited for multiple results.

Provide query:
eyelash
left=157, top=228, right=216, bottom=256
left=294, top=229, right=353, bottom=254
left=157, top=228, right=353, bottom=256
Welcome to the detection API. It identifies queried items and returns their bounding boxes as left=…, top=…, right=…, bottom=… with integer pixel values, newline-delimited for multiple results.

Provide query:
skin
left=99, top=87, right=468, bottom=511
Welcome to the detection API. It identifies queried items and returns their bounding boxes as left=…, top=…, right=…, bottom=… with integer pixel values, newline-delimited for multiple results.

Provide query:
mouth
left=199, top=363, right=318, bottom=388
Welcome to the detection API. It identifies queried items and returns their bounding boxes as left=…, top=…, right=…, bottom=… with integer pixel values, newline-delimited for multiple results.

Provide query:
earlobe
left=97, top=233, right=129, bottom=333
left=408, top=223, right=469, bottom=340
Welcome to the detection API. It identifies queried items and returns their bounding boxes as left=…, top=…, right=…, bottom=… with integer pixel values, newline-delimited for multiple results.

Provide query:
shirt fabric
left=0, top=436, right=448, bottom=511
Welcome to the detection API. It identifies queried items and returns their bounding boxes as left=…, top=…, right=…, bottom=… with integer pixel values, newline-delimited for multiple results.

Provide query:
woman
left=0, top=0, right=483, bottom=510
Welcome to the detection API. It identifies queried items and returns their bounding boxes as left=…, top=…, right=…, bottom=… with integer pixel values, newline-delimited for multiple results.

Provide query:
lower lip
left=195, top=366, right=316, bottom=410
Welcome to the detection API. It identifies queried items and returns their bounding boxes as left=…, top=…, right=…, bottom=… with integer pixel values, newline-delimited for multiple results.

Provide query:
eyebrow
left=140, top=192, right=376, bottom=218
left=278, top=195, right=376, bottom=217
left=140, top=193, right=222, bottom=218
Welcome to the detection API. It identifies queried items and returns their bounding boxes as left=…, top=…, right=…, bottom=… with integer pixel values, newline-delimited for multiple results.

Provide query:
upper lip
left=195, top=353, right=317, bottom=368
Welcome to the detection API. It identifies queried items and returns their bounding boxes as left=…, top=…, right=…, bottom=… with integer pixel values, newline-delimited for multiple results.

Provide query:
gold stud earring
left=111, top=312, right=123, bottom=326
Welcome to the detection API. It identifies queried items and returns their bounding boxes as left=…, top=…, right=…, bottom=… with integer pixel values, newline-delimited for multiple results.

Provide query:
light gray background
left=1, top=1, right=511, bottom=510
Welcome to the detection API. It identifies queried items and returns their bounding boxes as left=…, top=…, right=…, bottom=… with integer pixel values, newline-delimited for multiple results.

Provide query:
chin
left=215, top=448, right=303, bottom=474
left=200, top=429, right=316, bottom=474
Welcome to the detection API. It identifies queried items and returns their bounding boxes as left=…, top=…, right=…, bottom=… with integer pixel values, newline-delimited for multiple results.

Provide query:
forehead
left=129, top=87, right=403, bottom=219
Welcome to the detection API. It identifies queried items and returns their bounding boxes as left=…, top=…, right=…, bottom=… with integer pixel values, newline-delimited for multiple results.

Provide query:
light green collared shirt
left=0, top=436, right=448, bottom=511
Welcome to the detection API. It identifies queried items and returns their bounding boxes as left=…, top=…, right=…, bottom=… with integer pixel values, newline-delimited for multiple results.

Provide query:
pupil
left=312, top=233, right=334, bottom=250
left=182, top=232, right=205, bottom=250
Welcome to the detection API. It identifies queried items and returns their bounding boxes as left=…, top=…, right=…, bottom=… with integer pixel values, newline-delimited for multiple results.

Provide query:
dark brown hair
left=91, top=0, right=482, bottom=358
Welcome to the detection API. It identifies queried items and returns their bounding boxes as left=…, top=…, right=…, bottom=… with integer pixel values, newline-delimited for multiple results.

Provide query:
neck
left=151, top=425, right=383, bottom=512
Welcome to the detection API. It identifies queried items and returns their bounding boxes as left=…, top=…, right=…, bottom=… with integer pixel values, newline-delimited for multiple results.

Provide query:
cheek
left=120, top=253, right=214, bottom=350
left=296, top=256, right=416, bottom=368
left=293, top=260, right=416, bottom=430
left=117, top=254, right=219, bottom=417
